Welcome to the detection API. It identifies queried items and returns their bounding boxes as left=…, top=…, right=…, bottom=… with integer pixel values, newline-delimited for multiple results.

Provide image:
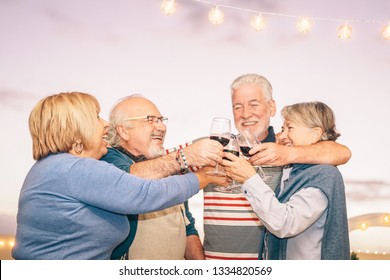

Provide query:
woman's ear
left=311, top=127, right=323, bottom=144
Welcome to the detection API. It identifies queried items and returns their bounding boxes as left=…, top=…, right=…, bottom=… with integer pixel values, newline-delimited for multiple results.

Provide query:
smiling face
left=232, top=83, right=276, bottom=141
left=84, top=115, right=109, bottom=159
left=116, top=97, right=167, bottom=158
left=279, top=120, right=321, bottom=147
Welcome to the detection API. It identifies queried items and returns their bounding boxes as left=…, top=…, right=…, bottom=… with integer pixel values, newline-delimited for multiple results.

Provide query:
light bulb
left=338, top=23, right=352, bottom=39
left=359, top=222, right=367, bottom=231
left=381, top=23, right=390, bottom=40
left=161, top=0, right=177, bottom=16
left=209, top=6, right=224, bottom=25
left=250, top=14, right=266, bottom=32
left=296, top=17, right=312, bottom=33
left=384, top=215, right=390, bottom=224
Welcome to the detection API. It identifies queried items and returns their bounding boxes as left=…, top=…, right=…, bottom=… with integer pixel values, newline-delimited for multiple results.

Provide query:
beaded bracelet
left=175, top=149, right=188, bottom=174
left=179, top=149, right=189, bottom=172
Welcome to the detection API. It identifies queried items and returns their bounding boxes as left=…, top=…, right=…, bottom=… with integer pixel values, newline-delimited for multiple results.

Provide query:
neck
left=116, top=146, right=147, bottom=162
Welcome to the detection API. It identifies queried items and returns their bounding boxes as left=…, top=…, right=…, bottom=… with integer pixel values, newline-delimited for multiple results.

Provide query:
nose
left=155, top=119, right=166, bottom=131
left=278, top=130, right=289, bottom=144
left=241, top=105, right=252, bottom=119
left=100, top=117, right=109, bottom=128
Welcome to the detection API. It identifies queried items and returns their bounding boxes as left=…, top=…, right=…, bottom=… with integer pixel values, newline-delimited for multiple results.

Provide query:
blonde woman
left=222, top=101, right=350, bottom=260
left=12, top=92, right=228, bottom=260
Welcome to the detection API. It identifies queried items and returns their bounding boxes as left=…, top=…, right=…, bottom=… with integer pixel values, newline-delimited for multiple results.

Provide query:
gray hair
left=107, top=94, right=145, bottom=147
left=281, top=101, right=341, bottom=141
left=231, top=73, right=273, bottom=101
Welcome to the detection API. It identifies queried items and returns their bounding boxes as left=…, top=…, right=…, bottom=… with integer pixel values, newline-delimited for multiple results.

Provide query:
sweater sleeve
left=67, top=158, right=199, bottom=215
left=242, top=174, right=328, bottom=238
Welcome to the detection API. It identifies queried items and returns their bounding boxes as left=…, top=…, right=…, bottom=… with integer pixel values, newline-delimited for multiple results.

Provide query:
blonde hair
left=281, top=101, right=340, bottom=141
left=29, top=92, right=100, bottom=160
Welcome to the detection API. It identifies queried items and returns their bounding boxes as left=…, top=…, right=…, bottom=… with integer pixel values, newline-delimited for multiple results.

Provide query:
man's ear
left=117, top=125, right=130, bottom=141
left=268, top=99, right=277, bottom=117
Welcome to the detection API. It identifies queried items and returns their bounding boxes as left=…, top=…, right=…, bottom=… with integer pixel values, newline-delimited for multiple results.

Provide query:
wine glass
left=213, top=134, right=241, bottom=193
left=207, top=117, right=231, bottom=176
left=236, top=130, right=272, bottom=182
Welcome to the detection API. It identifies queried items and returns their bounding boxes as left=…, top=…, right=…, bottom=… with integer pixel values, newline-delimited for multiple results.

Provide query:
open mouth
left=242, top=121, right=257, bottom=127
left=151, top=135, right=164, bottom=142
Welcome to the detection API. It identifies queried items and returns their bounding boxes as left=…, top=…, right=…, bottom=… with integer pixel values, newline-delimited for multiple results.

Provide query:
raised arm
left=249, top=141, right=351, bottom=167
left=129, top=152, right=180, bottom=179
left=130, top=138, right=224, bottom=179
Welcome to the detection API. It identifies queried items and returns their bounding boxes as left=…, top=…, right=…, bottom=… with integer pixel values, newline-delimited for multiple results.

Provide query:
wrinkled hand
left=184, top=138, right=224, bottom=167
left=222, top=152, right=257, bottom=183
left=248, top=142, right=291, bottom=166
left=195, top=166, right=230, bottom=188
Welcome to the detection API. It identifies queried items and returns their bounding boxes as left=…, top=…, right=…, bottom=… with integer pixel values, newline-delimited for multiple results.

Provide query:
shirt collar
left=116, top=146, right=147, bottom=163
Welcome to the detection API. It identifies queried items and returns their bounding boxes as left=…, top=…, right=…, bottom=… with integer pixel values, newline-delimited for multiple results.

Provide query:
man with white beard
left=101, top=94, right=225, bottom=260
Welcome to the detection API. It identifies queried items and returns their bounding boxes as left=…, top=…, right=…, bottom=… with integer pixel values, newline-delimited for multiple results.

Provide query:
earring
left=74, top=142, right=84, bottom=154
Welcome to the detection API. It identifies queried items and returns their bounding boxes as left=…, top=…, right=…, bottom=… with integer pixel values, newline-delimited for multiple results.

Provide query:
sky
left=0, top=0, right=389, bottom=254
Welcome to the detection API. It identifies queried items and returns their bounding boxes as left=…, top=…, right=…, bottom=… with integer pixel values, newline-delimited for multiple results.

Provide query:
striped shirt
left=203, top=166, right=283, bottom=260
left=167, top=127, right=282, bottom=260
left=203, top=127, right=283, bottom=260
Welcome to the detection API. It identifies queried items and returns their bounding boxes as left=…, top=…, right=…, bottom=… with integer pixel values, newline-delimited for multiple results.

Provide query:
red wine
left=223, top=149, right=239, bottom=157
left=223, top=149, right=239, bottom=161
left=210, top=136, right=230, bottom=147
left=240, top=146, right=251, bottom=157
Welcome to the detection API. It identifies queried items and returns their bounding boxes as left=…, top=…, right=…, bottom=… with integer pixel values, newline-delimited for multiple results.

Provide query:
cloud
left=0, top=213, right=16, bottom=235
left=345, top=180, right=390, bottom=201
left=0, top=89, right=38, bottom=110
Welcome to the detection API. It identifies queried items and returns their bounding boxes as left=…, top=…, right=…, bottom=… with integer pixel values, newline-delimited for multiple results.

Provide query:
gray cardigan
left=265, top=164, right=350, bottom=260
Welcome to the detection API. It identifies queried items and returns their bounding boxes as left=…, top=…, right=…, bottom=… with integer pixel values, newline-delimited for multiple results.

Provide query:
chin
left=149, top=147, right=165, bottom=158
left=100, top=147, right=108, bottom=158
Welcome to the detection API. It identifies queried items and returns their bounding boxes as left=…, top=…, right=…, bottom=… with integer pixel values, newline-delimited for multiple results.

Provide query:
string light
left=338, top=23, right=352, bottom=39
left=296, top=17, right=312, bottom=33
left=382, top=23, right=390, bottom=40
left=250, top=14, right=266, bottom=32
left=160, top=0, right=389, bottom=40
left=0, top=238, right=15, bottom=248
left=161, top=0, right=177, bottom=16
left=359, top=222, right=367, bottom=231
left=208, top=5, right=224, bottom=25
left=351, top=249, right=390, bottom=257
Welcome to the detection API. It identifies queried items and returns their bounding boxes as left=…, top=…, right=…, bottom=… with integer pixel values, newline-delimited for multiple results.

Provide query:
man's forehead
left=123, top=99, right=161, bottom=116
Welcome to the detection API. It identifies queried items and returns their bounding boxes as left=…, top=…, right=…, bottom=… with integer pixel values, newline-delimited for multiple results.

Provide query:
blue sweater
left=12, top=153, right=199, bottom=259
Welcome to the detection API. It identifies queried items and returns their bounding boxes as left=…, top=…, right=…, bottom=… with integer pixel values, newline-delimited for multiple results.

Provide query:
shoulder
left=291, top=164, right=341, bottom=180
left=101, top=147, right=131, bottom=163
left=101, top=147, right=124, bottom=159
left=292, top=164, right=343, bottom=183
left=294, top=163, right=338, bottom=174
left=309, top=164, right=341, bottom=177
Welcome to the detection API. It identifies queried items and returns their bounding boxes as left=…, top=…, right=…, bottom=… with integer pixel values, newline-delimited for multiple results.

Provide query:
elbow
left=339, top=146, right=352, bottom=165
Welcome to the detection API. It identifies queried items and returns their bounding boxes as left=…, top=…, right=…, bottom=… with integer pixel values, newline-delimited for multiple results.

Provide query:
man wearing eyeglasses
left=101, top=94, right=224, bottom=260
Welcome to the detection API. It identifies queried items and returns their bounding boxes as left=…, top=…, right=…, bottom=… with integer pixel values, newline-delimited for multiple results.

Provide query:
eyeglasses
left=122, top=115, right=168, bottom=125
